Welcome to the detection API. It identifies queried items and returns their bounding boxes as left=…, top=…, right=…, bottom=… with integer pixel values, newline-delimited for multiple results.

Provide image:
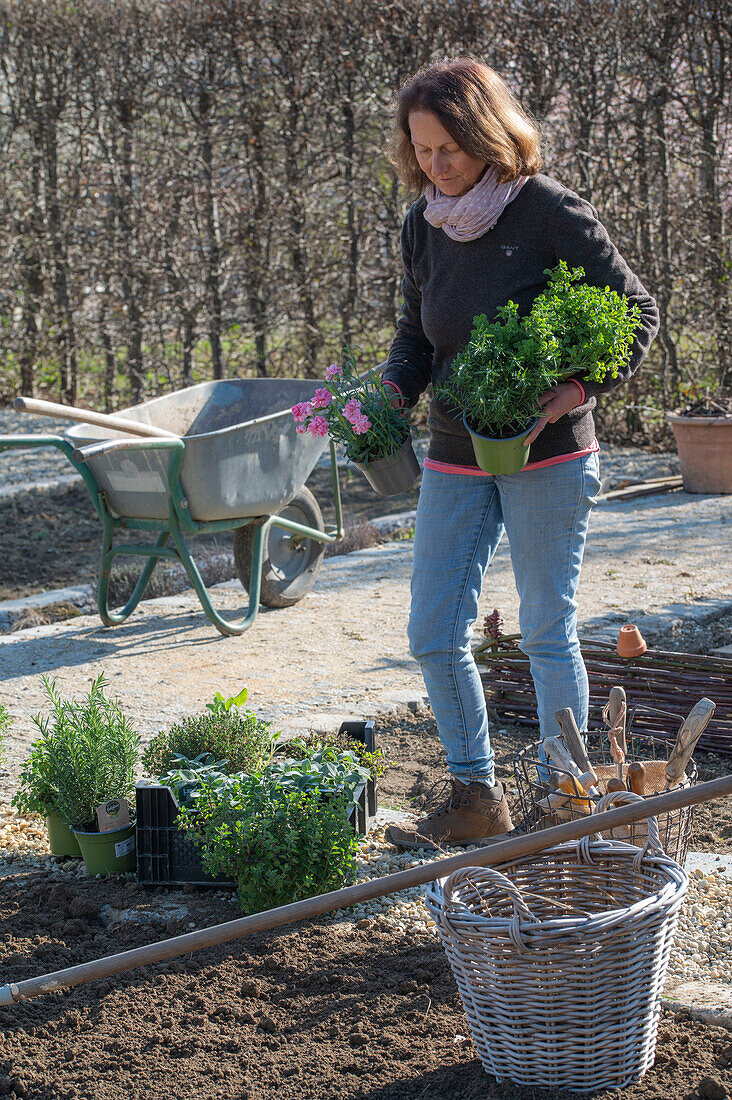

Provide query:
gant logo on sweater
left=501, top=244, right=519, bottom=257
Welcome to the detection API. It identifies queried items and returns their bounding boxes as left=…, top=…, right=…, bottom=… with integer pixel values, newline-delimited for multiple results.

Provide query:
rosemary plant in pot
left=291, top=348, right=419, bottom=496
left=436, top=262, right=642, bottom=475
left=36, top=674, right=140, bottom=874
left=12, top=708, right=83, bottom=858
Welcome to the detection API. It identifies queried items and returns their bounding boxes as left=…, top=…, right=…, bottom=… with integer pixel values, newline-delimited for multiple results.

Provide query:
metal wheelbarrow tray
left=0, top=379, right=344, bottom=636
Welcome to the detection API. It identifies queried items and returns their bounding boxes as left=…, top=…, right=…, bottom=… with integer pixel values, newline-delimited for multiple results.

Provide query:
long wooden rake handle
left=2, top=773, right=730, bottom=1007
left=14, top=396, right=178, bottom=440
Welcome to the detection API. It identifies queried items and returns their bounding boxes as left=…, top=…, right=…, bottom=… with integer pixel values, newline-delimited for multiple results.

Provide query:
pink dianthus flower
left=351, top=414, right=371, bottom=435
left=325, top=363, right=342, bottom=381
left=311, top=387, right=333, bottom=409
left=295, top=423, right=307, bottom=434
left=291, top=401, right=312, bottom=423
left=308, top=416, right=329, bottom=437
left=343, top=398, right=362, bottom=423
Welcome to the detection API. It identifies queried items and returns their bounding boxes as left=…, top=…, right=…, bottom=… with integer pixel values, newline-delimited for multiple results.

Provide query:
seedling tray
left=136, top=719, right=377, bottom=887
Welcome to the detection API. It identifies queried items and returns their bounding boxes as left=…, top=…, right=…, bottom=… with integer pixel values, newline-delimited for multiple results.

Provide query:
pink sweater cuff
left=568, top=378, right=586, bottom=403
left=382, top=379, right=406, bottom=407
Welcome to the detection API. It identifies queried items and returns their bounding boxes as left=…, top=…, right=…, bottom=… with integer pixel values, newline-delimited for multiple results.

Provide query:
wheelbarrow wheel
left=233, top=486, right=326, bottom=608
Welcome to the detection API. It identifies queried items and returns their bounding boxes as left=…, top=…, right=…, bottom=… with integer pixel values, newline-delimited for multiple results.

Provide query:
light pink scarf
left=423, top=166, right=529, bottom=242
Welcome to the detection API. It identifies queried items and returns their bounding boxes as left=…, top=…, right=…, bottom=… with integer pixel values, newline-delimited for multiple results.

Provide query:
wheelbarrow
left=0, top=379, right=345, bottom=637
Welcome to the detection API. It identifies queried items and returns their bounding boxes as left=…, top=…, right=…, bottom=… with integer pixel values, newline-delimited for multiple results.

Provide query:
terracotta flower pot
left=667, top=412, right=732, bottom=494
left=617, top=624, right=647, bottom=659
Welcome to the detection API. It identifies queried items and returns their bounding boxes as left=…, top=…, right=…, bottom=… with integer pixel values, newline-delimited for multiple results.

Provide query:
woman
left=382, top=58, right=660, bottom=851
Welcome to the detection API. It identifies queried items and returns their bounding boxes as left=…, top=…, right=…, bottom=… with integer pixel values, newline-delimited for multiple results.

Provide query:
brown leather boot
left=385, top=778, right=514, bottom=851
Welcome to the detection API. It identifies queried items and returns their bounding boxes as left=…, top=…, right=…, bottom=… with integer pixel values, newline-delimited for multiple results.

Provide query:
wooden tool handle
left=14, top=396, right=177, bottom=439
left=607, top=686, right=627, bottom=759
left=606, top=777, right=626, bottom=794
left=665, top=698, right=716, bottom=787
left=627, top=762, right=646, bottom=795
left=554, top=708, right=596, bottom=779
left=2, top=773, right=732, bottom=1007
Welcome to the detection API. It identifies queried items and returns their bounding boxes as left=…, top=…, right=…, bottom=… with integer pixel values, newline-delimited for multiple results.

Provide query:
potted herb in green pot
left=291, top=348, right=419, bottom=497
left=12, top=711, right=82, bottom=858
left=436, top=262, right=642, bottom=475
left=34, top=674, right=140, bottom=874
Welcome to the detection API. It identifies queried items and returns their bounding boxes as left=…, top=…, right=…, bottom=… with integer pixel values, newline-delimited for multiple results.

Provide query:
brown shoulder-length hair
left=390, top=57, right=543, bottom=193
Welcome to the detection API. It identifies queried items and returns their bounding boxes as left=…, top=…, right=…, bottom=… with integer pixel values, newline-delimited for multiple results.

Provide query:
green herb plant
left=158, top=746, right=370, bottom=809
left=142, top=697, right=276, bottom=778
left=206, top=686, right=250, bottom=715
left=22, top=674, right=140, bottom=830
left=179, top=776, right=359, bottom=914
left=12, top=736, right=59, bottom=817
left=283, top=730, right=386, bottom=784
left=436, top=261, right=642, bottom=438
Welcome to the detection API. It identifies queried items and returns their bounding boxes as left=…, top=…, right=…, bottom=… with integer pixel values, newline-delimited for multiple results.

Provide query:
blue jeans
left=408, top=453, right=602, bottom=784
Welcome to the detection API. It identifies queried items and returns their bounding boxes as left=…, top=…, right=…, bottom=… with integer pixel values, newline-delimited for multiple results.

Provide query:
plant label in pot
left=96, top=798, right=131, bottom=833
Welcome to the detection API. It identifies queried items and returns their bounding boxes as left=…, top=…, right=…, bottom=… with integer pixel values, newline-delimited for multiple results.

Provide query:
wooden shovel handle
left=14, top=396, right=177, bottom=440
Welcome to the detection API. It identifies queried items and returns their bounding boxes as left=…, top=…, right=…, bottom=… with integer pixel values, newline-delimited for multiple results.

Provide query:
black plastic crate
left=136, top=719, right=377, bottom=887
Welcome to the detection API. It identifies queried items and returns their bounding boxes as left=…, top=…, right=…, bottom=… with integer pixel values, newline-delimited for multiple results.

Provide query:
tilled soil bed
left=0, top=875, right=731, bottom=1100
left=1, top=708, right=731, bottom=1100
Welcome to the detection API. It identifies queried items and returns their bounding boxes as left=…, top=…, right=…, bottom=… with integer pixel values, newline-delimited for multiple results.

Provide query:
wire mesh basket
left=514, top=705, right=697, bottom=864
left=426, top=798, right=688, bottom=1093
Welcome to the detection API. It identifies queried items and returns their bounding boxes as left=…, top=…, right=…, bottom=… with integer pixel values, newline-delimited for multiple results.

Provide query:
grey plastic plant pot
left=46, top=813, right=82, bottom=858
left=73, top=823, right=136, bottom=875
left=463, top=415, right=539, bottom=475
left=351, top=436, right=421, bottom=497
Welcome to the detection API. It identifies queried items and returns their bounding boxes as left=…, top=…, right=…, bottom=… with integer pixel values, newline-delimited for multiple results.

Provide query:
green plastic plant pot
left=73, top=823, right=136, bottom=875
left=351, top=435, right=421, bottom=497
left=46, top=813, right=82, bottom=858
left=463, top=414, right=539, bottom=475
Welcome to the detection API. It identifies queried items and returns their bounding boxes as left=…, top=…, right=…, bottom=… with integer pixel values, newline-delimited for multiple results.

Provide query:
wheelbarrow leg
left=167, top=515, right=270, bottom=638
left=98, top=522, right=170, bottom=626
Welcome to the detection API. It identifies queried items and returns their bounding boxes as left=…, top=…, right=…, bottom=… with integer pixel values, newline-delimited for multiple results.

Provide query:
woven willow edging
left=426, top=826, right=688, bottom=1093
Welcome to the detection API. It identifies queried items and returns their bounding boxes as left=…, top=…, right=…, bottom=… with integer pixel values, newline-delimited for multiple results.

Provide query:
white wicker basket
left=426, top=795, right=688, bottom=1093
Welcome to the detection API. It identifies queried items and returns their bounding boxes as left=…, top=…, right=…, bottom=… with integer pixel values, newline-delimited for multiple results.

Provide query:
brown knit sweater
left=382, top=173, right=660, bottom=467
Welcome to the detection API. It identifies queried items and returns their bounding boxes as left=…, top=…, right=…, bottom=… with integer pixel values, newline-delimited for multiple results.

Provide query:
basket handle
left=440, top=865, right=538, bottom=953
left=578, top=790, right=664, bottom=870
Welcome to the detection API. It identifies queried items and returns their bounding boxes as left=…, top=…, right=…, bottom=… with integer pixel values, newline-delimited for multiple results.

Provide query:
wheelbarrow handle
left=72, top=436, right=184, bottom=464
left=14, top=396, right=178, bottom=439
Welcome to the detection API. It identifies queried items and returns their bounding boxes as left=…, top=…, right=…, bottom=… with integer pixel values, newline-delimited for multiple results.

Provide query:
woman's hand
left=382, top=380, right=407, bottom=413
left=523, top=382, right=584, bottom=445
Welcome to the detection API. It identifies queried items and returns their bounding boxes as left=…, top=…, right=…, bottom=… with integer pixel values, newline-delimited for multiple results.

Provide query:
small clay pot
left=617, top=624, right=647, bottom=659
